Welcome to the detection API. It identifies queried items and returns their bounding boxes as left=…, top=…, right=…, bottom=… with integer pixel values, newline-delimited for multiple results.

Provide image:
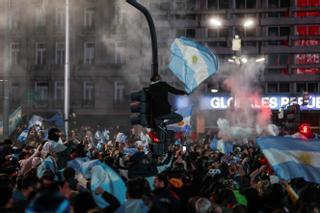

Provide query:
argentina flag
left=17, top=128, right=29, bottom=144
left=169, top=37, right=219, bottom=93
left=167, top=106, right=192, bottom=132
left=257, top=136, right=320, bottom=184
left=210, top=138, right=234, bottom=154
left=91, top=164, right=126, bottom=208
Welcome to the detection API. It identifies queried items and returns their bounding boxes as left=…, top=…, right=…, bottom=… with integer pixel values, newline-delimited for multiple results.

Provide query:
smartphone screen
left=182, top=146, right=186, bottom=152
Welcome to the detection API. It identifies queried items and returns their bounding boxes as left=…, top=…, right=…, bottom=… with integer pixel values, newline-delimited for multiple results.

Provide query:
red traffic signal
left=298, top=123, right=314, bottom=139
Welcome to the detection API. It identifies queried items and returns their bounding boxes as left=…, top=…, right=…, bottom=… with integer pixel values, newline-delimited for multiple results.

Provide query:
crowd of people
left=0, top=124, right=320, bottom=213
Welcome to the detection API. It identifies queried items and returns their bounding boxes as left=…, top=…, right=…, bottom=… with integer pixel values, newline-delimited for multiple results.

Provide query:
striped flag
left=167, top=106, right=192, bottom=132
left=257, top=136, right=320, bottom=184
left=169, top=37, right=219, bottom=93
left=17, top=128, right=29, bottom=144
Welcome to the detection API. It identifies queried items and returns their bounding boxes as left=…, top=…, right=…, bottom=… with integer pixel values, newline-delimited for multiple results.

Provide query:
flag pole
left=64, top=0, right=70, bottom=140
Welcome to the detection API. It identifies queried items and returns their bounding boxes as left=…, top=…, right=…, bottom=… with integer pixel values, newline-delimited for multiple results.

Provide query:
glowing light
left=243, top=19, right=254, bottom=28
left=211, top=89, right=219, bottom=93
left=228, top=59, right=235, bottom=63
left=241, top=57, right=248, bottom=63
left=209, top=17, right=222, bottom=27
left=256, top=57, right=265, bottom=63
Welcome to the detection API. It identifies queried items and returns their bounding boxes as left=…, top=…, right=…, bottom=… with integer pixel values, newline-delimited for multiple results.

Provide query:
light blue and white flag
left=47, top=113, right=64, bottom=131
left=28, top=115, right=43, bottom=129
left=91, top=164, right=126, bottom=208
left=210, top=138, right=234, bottom=154
left=103, top=129, right=110, bottom=141
left=168, top=37, right=219, bottom=93
left=257, top=136, right=320, bottom=184
left=167, top=106, right=192, bottom=132
left=17, top=128, right=29, bottom=144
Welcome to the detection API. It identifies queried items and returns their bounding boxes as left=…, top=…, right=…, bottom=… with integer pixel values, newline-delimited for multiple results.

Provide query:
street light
left=209, top=17, right=222, bottom=28
left=255, top=57, right=266, bottom=63
left=241, top=57, right=248, bottom=64
left=243, top=18, right=254, bottom=28
left=211, top=89, right=219, bottom=93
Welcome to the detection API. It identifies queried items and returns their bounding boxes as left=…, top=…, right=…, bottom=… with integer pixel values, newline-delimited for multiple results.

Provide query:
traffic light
left=130, top=88, right=152, bottom=127
left=285, top=104, right=300, bottom=132
left=298, top=123, right=314, bottom=139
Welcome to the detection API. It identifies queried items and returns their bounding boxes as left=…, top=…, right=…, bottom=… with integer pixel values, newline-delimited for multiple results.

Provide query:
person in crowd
left=1, top=122, right=319, bottom=213
left=148, top=74, right=187, bottom=127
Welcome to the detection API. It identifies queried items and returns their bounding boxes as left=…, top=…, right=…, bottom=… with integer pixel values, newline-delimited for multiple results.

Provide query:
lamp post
left=2, top=0, right=10, bottom=139
left=64, top=0, right=70, bottom=139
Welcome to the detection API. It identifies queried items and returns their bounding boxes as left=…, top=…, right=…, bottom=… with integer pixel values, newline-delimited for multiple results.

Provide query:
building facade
left=150, top=0, right=320, bottom=129
left=0, top=0, right=148, bottom=128
left=0, top=0, right=319, bottom=130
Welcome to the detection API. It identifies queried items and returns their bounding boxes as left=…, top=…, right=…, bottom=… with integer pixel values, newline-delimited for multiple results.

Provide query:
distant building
left=0, top=0, right=319, bottom=130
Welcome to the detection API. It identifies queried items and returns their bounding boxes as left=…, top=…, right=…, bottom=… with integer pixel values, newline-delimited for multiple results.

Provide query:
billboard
left=200, top=95, right=320, bottom=110
left=176, top=95, right=320, bottom=111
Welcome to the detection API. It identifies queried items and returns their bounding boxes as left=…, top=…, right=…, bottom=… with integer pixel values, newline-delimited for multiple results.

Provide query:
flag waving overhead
left=167, top=106, right=192, bottom=132
left=257, top=136, right=320, bottom=184
left=169, top=37, right=219, bottom=93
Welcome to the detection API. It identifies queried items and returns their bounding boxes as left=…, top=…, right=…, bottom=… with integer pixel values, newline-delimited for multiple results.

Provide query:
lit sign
left=199, top=95, right=320, bottom=110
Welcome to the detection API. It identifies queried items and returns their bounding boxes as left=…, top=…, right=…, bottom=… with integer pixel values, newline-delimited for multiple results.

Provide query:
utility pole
left=3, top=0, right=10, bottom=139
left=126, top=0, right=158, bottom=78
left=64, top=0, right=70, bottom=139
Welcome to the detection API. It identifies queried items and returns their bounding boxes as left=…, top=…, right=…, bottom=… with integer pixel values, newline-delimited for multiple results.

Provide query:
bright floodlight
left=243, top=19, right=254, bottom=28
left=211, top=89, right=219, bottom=93
left=228, top=58, right=235, bottom=63
left=256, top=57, right=265, bottom=63
left=209, top=17, right=222, bottom=27
left=241, top=57, right=248, bottom=63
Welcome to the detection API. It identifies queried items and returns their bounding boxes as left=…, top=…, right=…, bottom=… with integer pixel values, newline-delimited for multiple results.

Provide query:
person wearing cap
left=148, top=74, right=187, bottom=127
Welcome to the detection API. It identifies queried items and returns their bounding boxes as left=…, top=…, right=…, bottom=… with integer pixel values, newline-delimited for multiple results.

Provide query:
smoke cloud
left=215, top=59, right=278, bottom=142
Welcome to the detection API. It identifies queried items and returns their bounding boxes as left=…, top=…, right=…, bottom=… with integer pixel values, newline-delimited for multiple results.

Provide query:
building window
left=54, top=81, right=64, bottom=106
left=235, top=0, right=256, bottom=9
left=267, top=26, right=290, bottom=45
left=9, top=8, right=19, bottom=30
left=84, top=8, right=95, bottom=29
left=83, top=81, right=94, bottom=106
left=268, top=0, right=290, bottom=8
left=295, top=25, right=320, bottom=36
left=150, top=2, right=170, bottom=10
left=235, top=26, right=256, bottom=38
left=35, top=43, right=46, bottom=65
left=114, top=42, right=126, bottom=65
left=267, top=83, right=278, bottom=93
left=208, top=28, right=228, bottom=38
left=175, top=0, right=196, bottom=10
left=35, top=82, right=48, bottom=106
left=10, top=83, right=19, bottom=104
left=297, top=0, right=320, bottom=7
left=10, top=43, right=20, bottom=65
left=83, top=42, right=95, bottom=64
left=268, top=26, right=290, bottom=36
left=279, top=83, right=290, bottom=93
left=176, top=28, right=196, bottom=38
left=35, top=8, right=46, bottom=28
left=207, top=0, right=229, bottom=9
left=55, top=42, right=65, bottom=65
left=114, top=81, right=124, bottom=103
left=55, top=8, right=65, bottom=30
left=268, top=54, right=289, bottom=65
left=296, top=83, right=307, bottom=92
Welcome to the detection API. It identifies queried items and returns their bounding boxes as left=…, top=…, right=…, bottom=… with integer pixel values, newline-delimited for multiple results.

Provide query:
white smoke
left=215, top=58, right=279, bottom=142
